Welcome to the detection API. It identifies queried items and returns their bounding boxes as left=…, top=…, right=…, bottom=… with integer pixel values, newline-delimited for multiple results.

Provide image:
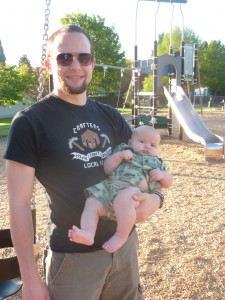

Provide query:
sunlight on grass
left=0, top=117, right=12, bottom=137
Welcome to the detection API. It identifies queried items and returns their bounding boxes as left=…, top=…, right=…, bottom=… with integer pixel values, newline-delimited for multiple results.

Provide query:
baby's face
left=130, top=131, right=160, bottom=156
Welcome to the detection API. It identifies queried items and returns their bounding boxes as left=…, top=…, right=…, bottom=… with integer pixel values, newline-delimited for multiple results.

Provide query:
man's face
left=47, top=32, right=95, bottom=97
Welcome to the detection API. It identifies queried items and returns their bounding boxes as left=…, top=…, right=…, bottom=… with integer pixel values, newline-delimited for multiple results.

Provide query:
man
left=4, top=24, right=163, bottom=300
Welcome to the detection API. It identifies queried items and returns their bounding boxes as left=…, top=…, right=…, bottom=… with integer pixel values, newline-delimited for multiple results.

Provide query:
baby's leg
left=68, top=196, right=107, bottom=245
left=103, top=186, right=141, bottom=253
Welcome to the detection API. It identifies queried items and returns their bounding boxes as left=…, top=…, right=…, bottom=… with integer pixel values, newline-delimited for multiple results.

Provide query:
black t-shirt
left=4, top=94, right=132, bottom=252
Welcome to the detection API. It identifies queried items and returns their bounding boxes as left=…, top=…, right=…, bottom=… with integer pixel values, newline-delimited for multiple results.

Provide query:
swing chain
left=33, top=0, right=51, bottom=208
left=37, top=0, right=51, bottom=101
left=31, top=178, right=36, bottom=209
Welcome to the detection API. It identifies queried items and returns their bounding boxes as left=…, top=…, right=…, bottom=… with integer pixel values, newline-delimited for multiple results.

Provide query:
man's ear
left=128, top=139, right=131, bottom=145
left=92, top=58, right=96, bottom=70
left=44, top=58, right=52, bottom=74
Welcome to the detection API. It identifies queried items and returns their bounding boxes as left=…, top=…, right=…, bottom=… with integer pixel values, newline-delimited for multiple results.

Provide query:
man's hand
left=133, top=192, right=161, bottom=223
left=22, top=279, right=51, bottom=300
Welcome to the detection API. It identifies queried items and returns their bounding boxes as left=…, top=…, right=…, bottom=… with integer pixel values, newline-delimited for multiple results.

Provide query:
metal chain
left=31, top=178, right=36, bottom=209
left=37, top=0, right=51, bottom=101
left=32, top=0, right=51, bottom=209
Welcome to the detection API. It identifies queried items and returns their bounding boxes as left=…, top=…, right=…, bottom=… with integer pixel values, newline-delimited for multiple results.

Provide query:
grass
left=118, top=106, right=224, bottom=115
left=0, top=106, right=223, bottom=138
left=0, top=117, right=12, bottom=137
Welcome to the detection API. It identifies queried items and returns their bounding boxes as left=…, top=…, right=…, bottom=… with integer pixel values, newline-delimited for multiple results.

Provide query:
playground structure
left=164, top=86, right=225, bottom=159
left=132, top=0, right=224, bottom=159
left=44, top=0, right=224, bottom=160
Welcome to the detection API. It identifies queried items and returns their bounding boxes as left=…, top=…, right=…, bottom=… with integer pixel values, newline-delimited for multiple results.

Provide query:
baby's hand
left=149, top=169, right=164, bottom=182
left=120, top=150, right=134, bottom=161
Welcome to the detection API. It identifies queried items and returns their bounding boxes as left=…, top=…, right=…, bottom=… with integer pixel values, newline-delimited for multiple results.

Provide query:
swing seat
left=0, top=210, right=40, bottom=299
left=138, top=114, right=170, bottom=128
left=0, top=278, right=22, bottom=300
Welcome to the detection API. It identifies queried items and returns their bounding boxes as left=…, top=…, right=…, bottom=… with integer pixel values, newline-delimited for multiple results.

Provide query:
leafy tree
left=0, top=40, right=6, bottom=65
left=199, top=40, right=225, bottom=95
left=157, top=26, right=201, bottom=56
left=19, top=54, right=32, bottom=69
left=0, top=64, right=38, bottom=107
left=143, top=26, right=201, bottom=92
left=17, top=64, right=39, bottom=99
left=143, top=75, right=153, bottom=92
left=143, top=75, right=168, bottom=92
left=0, top=65, right=24, bottom=106
left=60, top=13, right=131, bottom=96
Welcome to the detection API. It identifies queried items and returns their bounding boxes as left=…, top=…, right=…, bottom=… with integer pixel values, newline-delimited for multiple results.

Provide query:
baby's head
left=129, top=125, right=160, bottom=156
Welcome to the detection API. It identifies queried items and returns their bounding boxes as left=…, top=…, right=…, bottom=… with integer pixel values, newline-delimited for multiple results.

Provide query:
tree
left=0, top=64, right=38, bottom=107
left=19, top=54, right=32, bottom=69
left=0, top=65, right=24, bottom=106
left=199, top=40, right=225, bottom=95
left=157, top=26, right=201, bottom=56
left=17, top=64, right=39, bottom=99
left=60, top=13, right=131, bottom=96
left=143, top=26, right=201, bottom=93
left=0, top=40, right=6, bottom=65
left=143, top=75, right=168, bottom=93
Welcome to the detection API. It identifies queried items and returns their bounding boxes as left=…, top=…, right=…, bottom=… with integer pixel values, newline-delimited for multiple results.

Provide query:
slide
left=163, top=86, right=224, bottom=158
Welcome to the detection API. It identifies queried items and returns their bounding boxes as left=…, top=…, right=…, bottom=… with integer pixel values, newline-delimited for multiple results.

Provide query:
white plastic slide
left=163, top=86, right=224, bottom=158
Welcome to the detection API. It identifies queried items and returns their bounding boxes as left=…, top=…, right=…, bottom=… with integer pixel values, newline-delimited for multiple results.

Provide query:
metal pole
left=153, top=40, right=158, bottom=118
left=133, top=46, right=139, bottom=127
left=132, top=0, right=141, bottom=127
left=179, top=40, right=185, bottom=140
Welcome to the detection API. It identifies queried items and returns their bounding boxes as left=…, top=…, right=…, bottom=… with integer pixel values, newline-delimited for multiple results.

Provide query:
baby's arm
left=104, top=150, right=133, bottom=175
left=149, top=169, right=173, bottom=189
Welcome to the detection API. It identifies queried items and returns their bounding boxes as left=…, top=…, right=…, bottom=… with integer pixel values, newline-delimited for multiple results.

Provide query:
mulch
left=1, top=111, right=225, bottom=300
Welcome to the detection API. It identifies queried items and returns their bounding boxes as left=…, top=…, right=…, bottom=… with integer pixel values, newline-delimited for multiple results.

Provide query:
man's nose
left=70, top=57, right=81, bottom=67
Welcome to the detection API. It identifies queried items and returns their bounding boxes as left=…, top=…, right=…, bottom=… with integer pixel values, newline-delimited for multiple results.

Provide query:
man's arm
left=6, top=160, right=50, bottom=300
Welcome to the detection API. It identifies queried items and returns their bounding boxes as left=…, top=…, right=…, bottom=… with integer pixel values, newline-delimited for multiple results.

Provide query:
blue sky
left=0, top=0, right=224, bottom=66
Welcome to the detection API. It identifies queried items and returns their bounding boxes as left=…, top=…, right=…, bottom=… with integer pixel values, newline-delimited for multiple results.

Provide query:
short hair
left=132, top=125, right=161, bottom=142
left=46, top=24, right=94, bottom=57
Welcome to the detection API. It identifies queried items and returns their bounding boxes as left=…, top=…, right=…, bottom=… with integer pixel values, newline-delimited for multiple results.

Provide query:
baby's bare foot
left=68, top=225, right=94, bottom=245
left=102, top=233, right=128, bottom=253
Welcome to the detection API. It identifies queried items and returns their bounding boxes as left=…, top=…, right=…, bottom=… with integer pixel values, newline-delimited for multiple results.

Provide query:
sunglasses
left=56, top=53, right=94, bottom=67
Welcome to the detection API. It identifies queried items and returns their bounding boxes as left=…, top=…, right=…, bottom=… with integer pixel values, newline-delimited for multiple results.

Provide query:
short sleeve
left=4, top=113, right=38, bottom=168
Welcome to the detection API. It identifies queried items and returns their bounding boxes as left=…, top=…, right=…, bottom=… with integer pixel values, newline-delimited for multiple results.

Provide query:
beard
left=62, top=81, right=88, bottom=95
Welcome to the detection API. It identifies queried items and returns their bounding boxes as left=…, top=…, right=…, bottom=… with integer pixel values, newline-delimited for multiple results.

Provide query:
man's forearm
left=9, top=204, right=40, bottom=280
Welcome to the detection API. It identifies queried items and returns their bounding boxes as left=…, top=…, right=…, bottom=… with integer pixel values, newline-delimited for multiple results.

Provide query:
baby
left=68, top=125, right=173, bottom=253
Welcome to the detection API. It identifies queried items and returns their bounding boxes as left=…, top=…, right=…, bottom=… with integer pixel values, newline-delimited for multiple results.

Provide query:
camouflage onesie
left=85, top=143, right=165, bottom=219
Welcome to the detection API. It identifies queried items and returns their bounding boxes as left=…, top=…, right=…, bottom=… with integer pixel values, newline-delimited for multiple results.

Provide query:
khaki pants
left=45, top=230, right=142, bottom=300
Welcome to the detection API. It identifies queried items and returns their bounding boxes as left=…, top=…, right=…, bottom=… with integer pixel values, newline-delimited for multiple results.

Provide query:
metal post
left=193, top=43, right=198, bottom=107
left=132, top=45, right=139, bottom=127
left=153, top=40, right=158, bottom=119
left=178, top=40, right=185, bottom=140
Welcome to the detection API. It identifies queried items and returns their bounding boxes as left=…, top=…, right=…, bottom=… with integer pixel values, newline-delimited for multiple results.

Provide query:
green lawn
left=0, top=117, right=12, bottom=137
left=0, top=106, right=222, bottom=138
left=118, top=106, right=223, bottom=115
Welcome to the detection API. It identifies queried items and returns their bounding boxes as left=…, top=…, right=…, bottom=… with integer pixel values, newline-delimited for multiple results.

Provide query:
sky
left=0, top=0, right=224, bottom=67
